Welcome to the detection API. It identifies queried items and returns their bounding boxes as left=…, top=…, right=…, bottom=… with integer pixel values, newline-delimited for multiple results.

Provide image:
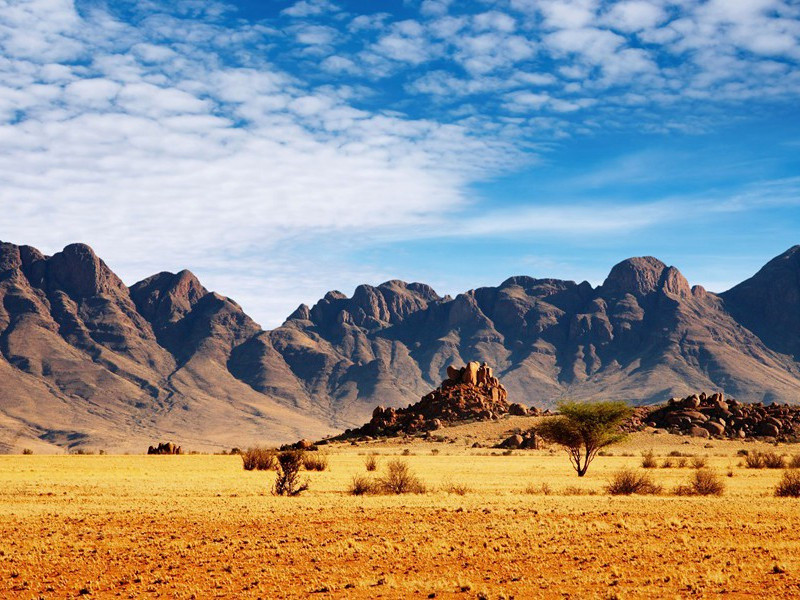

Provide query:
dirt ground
left=2, top=428, right=800, bottom=599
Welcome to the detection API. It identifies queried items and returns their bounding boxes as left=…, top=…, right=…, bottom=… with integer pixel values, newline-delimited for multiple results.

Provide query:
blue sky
left=1, top=0, right=799, bottom=327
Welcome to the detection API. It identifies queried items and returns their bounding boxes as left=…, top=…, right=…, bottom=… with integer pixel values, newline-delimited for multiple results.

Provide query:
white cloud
left=604, top=1, right=666, bottom=33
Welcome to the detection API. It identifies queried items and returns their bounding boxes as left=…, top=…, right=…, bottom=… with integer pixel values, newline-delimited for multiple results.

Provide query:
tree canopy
left=538, top=401, right=632, bottom=476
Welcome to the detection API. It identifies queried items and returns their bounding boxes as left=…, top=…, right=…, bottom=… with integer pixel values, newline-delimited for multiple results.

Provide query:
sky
left=1, top=0, right=799, bottom=328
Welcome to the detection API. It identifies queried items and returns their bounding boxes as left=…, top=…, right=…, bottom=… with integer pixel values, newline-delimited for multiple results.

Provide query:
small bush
left=605, top=469, right=662, bottom=495
left=273, top=451, right=309, bottom=496
left=691, top=456, right=708, bottom=469
left=401, top=449, right=411, bottom=456
left=674, top=468, right=725, bottom=496
left=524, top=482, right=552, bottom=495
left=763, top=452, right=786, bottom=469
left=745, top=452, right=765, bottom=469
left=676, top=457, right=687, bottom=468
left=364, top=454, right=378, bottom=472
left=378, top=459, right=426, bottom=494
left=443, top=481, right=471, bottom=495
left=660, top=459, right=673, bottom=468
left=775, top=470, right=800, bottom=498
left=22, top=448, right=33, bottom=455
left=241, top=447, right=276, bottom=471
left=302, top=452, right=328, bottom=471
left=668, top=450, right=685, bottom=457
left=348, top=475, right=375, bottom=496
left=641, top=450, right=657, bottom=469
left=789, top=455, right=800, bottom=469
left=430, top=448, right=440, bottom=456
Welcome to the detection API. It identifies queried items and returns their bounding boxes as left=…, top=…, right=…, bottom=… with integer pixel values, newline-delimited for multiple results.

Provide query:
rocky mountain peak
left=130, top=269, right=208, bottom=325
left=602, top=256, right=689, bottom=298
left=46, top=243, right=126, bottom=299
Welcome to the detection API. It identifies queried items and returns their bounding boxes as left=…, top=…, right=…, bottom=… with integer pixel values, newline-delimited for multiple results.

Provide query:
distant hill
left=2, top=240, right=800, bottom=452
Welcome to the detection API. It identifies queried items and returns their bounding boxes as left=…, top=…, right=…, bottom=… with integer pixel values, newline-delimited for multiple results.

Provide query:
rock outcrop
left=147, top=442, right=182, bottom=455
left=646, top=392, right=800, bottom=440
left=342, top=362, right=517, bottom=437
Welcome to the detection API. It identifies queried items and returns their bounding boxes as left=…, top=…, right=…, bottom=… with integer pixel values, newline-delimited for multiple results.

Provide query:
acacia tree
left=538, top=401, right=632, bottom=477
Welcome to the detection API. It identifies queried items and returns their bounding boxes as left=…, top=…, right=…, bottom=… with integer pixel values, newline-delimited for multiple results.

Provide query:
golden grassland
left=2, top=430, right=800, bottom=599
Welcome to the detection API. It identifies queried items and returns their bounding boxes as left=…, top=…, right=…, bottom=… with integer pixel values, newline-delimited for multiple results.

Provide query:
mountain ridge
left=2, top=239, right=800, bottom=452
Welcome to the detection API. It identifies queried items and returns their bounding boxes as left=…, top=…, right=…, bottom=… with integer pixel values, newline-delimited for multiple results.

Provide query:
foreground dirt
left=2, top=434, right=800, bottom=599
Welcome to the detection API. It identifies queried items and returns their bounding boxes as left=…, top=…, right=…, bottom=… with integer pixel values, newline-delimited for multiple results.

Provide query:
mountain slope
left=2, top=241, right=800, bottom=452
left=0, top=242, right=332, bottom=453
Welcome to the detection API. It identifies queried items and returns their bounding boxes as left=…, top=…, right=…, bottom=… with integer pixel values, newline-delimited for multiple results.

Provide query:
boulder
left=500, top=434, right=523, bottom=449
left=462, top=361, right=480, bottom=385
left=702, top=421, right=725, bottom=436
left=689, top=426, right=710, bottom=438
left=509, top=403, right=528, bottom=416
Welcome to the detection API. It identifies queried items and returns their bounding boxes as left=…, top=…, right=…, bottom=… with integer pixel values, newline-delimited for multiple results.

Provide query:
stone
left=509, top=403, right=528, bottom=416
left=500, top=434, right=523, bottom=449
left=446, top=365, right=461, bottom=381
left=689, top=426, right=710, bottom=438
left=462, top=361, right=480, bottom=385
left=702, top=421, right=725, bottom=436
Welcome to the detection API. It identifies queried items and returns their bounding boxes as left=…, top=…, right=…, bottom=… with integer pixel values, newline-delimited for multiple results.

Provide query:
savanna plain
left=2, top=424, right=800, bottom=599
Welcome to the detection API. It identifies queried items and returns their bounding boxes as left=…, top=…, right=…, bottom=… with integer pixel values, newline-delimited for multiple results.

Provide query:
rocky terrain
left=646, top=392, right=800, bottom=441
left=2, top=240, right=800, bottom=451
left=338, top=361, right=533, bottom=438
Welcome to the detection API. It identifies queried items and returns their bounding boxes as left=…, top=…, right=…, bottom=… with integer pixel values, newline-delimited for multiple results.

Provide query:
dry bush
left=674, top=468, right=725, bottom=496
left=273, top=451, right=309, bottom=496
left=676, top=457, right=687, bottom=468
left=744, top=452, right=765, bottom=468
left=302, top=452, right=328, bottom=471
left=641, top=450, right=657, bottom=469
left=691, top=456, right=708, bottom=469
left=524, top=482, right=552, bottom=495
left=348, top=475, right=375, bottom=496
left=775, top=470, right=800, bottom=498
left=789, top=455, right=800, bottom=469
left=763, top=452, right=786, bottom=469
left=364, top=454, right=378, bottom=472
left=241, top=447, right=276, bottom=471
left=378, top=459, right=426, bottom=494
left=443, top=481, right=471, bottom=495
left=22, top=448, right=33, bottom=455
left=562, top=486, right=596, bottom=496
left=605, top=469, right=662, bottom=495
left=660, top=458, right=673, bottom=468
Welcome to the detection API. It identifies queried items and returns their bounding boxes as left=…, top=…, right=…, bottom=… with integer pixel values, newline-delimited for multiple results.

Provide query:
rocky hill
left=2, top=240, right=800, bottom=452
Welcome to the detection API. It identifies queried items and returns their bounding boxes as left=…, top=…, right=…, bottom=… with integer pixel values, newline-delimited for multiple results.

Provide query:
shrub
left=676, top=457, right=687, bottom=468
left=302, top=452, right=328, bottom=471
left=789, top=455, right=800, bottom=469
left=443, top=481, right=471, bottom=495
left=744, top=452, right=765, bottom=469
left=763, top=452, right=786, bottom=469
left=348, top=475, right=375, bottom=496
left=674, top=468, right=725, bottom=496
left=524, top=482, right=552, bottom=495
left=691, top=456, right=708, bottom=469
left=241, top=447, right=276, bottom=471
left=775, top=470, right=800, bottom=498
left=364, top=454, right=378, bottom=472
left=273, top=451, right=309, bottom=496
left=22, top=448, right=33, bottom=455
left=660, top=459, right=673, bottom=468
left=378, top=459, right=426, bottom=494
left=641, top=450, right=657, bottom=469
left=605, top=469, right=662, bottom=495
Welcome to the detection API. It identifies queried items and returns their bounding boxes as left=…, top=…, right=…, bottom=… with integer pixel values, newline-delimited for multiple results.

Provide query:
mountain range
left=1, top=240, right=799, bottom=452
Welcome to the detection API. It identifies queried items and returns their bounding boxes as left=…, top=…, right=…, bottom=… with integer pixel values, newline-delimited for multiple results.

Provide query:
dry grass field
left=2, top=427, right=800, bottom=599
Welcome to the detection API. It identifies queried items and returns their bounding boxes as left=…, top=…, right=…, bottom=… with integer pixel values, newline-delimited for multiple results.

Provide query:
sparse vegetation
left=524, top=482, right=552, bottom=495
left=691, top=456, right=708, bottom=469
left=241, top=447, right=276, bottom=471
left=744, top=451, right=786, bottom=469
left=22, top=448, right=33, bottom=455
left=605, top=469, right=662, bottom=495
left=378, top=459, right=426, bottom=494
left=641, top=450, right=657, bottom=468
left=660, top=458, right=673, bottom=468
left=302, top=452, right=329, bottom=471
left=775, top=470, right=800, bottom=498
left=347, top=474, right=375, bottom=496
left=537, top=400, right=632, bottom=477
left=273, top=451, right=309, bottom=496
left=789, top=455, right=800, bottom=469
left=364, top=454, right=378, bottom=472
left=674, top=468, right=725, bottom=496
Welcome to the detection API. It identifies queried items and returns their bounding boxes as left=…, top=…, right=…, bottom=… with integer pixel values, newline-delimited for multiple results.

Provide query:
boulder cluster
left=646, top=392, right=800, bottom=440
left=147, top=442, right=182, bottom=455
left=346, top=362, right=531, bottom=438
